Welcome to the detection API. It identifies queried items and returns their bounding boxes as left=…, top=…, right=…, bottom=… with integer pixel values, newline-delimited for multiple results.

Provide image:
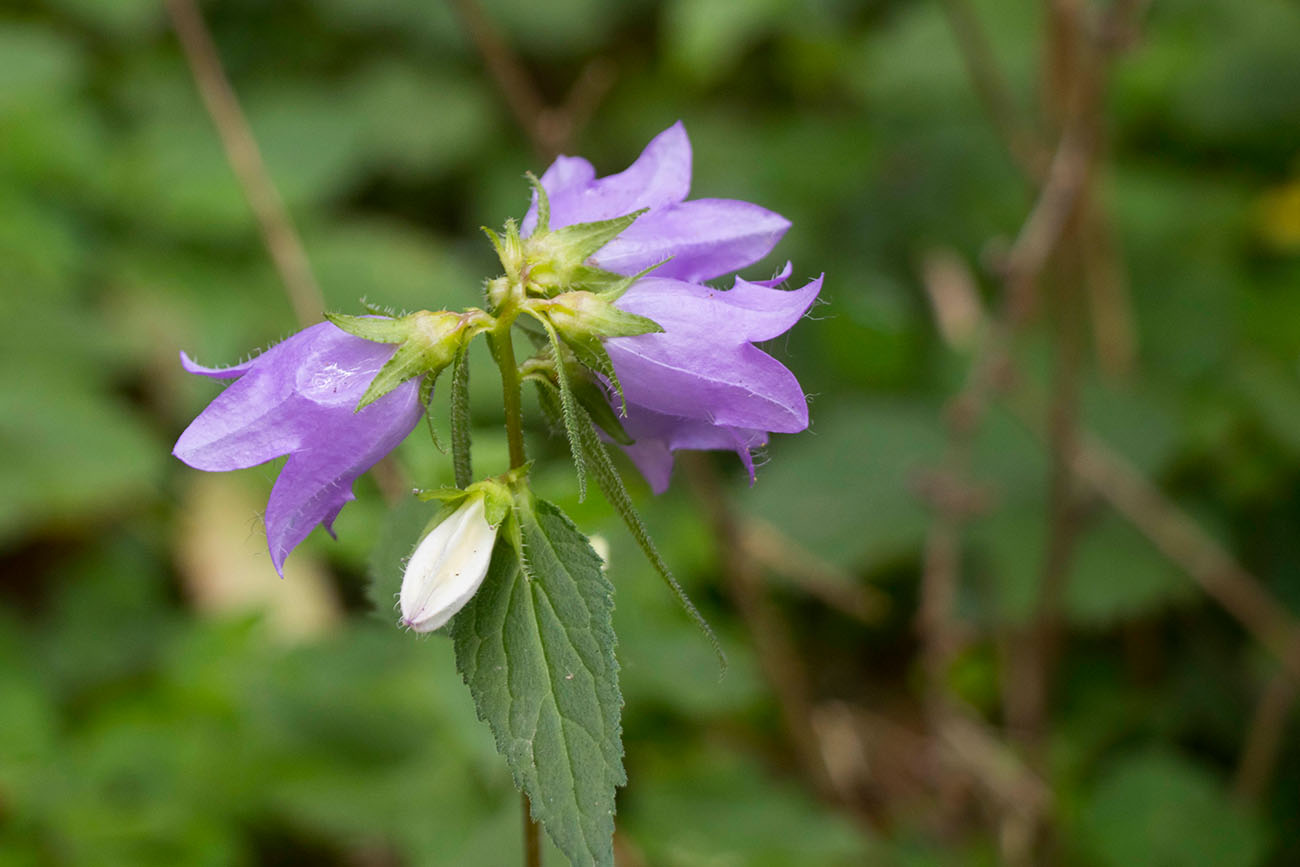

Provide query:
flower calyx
left=414, top=475, right=517, bottom=527
left=484, top=174, right=660, bottom=301
left=530, top=290, right=663, bottom=343
left=326, top=308, right=492, bottom=410
left=521, top=290, right=661, bottom=419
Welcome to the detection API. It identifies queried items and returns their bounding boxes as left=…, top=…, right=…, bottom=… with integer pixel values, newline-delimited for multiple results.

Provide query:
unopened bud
left=326, top=308, right=492, bottom=409
left=399, top=494, right=499, bottom=633
left=533, top=291, right=663, bottom=342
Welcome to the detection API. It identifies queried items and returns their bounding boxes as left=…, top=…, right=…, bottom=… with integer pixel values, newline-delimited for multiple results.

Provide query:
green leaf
left=535, top=384, right=723, bottom=669
left=580, top=413, right=724, bottom=672
left=624, top=745, right=874, bottom=865
left=974, top=509, right=1195, bottom=627
left=453, top=497, right=624, bottom=867
left=0, top=370, right=163, bottom=546
left=745, top=400, right=948, bottom=570
left=418, top=376, right=446, bottom=453
left=566, top=339, right=628, bottom=416
left=1078, top=748, right=1266, bottom=867
left=536, top=315, right=589, bottom=501
left=0, top=23, right=84, bottom=115
left=571, top=369, right=633, bottom=445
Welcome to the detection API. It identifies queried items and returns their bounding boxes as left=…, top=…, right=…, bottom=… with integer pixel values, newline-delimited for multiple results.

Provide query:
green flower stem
left=491, top=315, right=528, bottom=471
left=488, top=306, right=539, bottom=865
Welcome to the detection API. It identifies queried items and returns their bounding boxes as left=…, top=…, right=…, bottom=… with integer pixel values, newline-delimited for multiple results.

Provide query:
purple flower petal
left=263, top=394, right=415, bottom=574
left=174, top=321, right=423, bottom=575
left=595, top=199, right=790, bottom=282
left=523, top=121, right=692, bottom=235
left=607, top=327, right=810, bottom=433
left=750, top=260, right=794, bottom=288
left=180, top=351, right=261, bottom=380
left=516, top=122, right=822, bottom=493
left=616, top=436, right=674, bottom=494
left=616, top=405, right=767, bottom=494
left=617, top=274, right=822, bottom=344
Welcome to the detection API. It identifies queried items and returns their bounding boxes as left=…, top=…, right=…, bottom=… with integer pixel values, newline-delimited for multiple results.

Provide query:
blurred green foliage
left=2, top=0, right=1300, bottom=863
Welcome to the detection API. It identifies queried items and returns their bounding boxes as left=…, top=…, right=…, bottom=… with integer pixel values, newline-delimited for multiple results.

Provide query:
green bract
left=325, top=308, right=492, bottom=409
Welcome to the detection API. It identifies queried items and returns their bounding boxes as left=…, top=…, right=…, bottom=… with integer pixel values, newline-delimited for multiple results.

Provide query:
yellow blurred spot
left=176, top=473, right=341, bottom=641
left=1257, top=179, right=1300, bottom=250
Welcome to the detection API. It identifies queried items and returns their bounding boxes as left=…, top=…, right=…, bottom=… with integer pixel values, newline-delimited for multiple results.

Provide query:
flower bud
left=325, top=308, right=492, bottom=409
left=399, top=494, right=499, bottom=633
left=533, top=291, right=663, bottom=342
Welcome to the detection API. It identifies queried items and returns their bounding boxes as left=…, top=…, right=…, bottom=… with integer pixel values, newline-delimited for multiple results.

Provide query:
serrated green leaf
left=453, top=497, right=624, bottom=867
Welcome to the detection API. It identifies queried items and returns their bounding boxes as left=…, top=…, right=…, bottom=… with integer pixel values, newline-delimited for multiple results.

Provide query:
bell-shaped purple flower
left=173, top=321, right=423, bottom=575
left=526, top=122, right=822, bottom=492
left=607, top=270, right=822, bottom=492
left=523, top=121, right=793, bottom=284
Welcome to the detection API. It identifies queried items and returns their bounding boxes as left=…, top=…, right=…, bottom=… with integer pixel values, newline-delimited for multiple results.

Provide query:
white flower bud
left=399, top=495, right=499, bottom=633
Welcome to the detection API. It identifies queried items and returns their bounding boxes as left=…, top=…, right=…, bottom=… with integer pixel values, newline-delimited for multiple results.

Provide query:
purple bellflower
left=524, top=122, right=822, bottom=492
left=173, top=321, right=424, bottom=575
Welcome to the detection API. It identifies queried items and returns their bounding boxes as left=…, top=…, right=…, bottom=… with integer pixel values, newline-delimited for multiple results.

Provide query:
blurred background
left=3, top=0, right=1300, bottom=864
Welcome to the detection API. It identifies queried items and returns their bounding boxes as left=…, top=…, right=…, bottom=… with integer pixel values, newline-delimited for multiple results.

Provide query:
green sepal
left=360, top=340, right=436, bottom=410
left=566, top=338, right=630, bottom=420
left=415, top=477, right=514, bottom=528
left=547, top=210, right=645, bottom=263
left=483, top=219, right=525, bottom=278
left=535, top=291, right=664, bottom=340
left=525, top=172, right=549, bottom=233
left=522, top=210, right=648, bottom=296
left=359, top=298, right=398, bottom=317
left=324, top=311, right=408, bottom=344
left=594, top=257, right=672, bottom=302
left=525, top=291, right=662, bottom=416
left=414, top=486, right=469, bottom=504
left=327, top=309, right=491, bottom=410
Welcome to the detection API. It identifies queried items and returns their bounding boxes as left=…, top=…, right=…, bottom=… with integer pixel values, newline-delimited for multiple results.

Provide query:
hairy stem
left=492, top=320, right=528, bottom=471
left=492, top=315, right=535, bottom=865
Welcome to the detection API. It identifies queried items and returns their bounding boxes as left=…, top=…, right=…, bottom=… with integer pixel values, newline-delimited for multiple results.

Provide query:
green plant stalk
left=492, top=317, right=528, bottom=471
left=489, top=308, right=540, bottom=866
